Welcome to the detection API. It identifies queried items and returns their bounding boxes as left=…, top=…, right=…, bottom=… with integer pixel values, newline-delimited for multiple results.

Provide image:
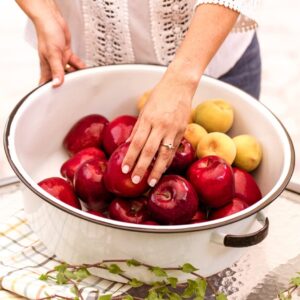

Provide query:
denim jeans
left=218, top=33, right=262, bottom=100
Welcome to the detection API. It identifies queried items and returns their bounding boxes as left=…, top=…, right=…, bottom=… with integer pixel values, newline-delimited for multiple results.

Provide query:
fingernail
left=52, top=77, right=60, bottom=86
left=122, top=165, right=130, bottom=174
left=125, top=137, right=131, bottom=143
left=149, top=178, right=157, bottom=187
left=132, top=175, right=141, bottom=184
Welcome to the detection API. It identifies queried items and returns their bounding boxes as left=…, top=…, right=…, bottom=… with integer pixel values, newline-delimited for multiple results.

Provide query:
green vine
left=38, top=260, right=300, bottom=299
left=37, top=259, right=228, bottom=300
left=277, top=273, right=300, bottom=300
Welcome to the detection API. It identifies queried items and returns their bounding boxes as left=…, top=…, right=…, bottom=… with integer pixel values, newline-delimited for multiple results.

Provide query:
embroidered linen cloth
left=0, top=190, right=130, bottom=300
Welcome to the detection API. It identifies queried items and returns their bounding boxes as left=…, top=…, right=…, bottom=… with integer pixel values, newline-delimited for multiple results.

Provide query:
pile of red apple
left=38, top=113, right=262, bottom=226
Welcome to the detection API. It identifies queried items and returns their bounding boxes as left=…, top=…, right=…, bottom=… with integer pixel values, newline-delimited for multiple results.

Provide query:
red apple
left=142, top=220, right=159, bottom=225
left=63, top=114, right=108, bottom=155
left=109, top=197, right=148, bottom=224
left=233, top=167, right=262, bottom=206
left=87, top=210, right=106, bottom=218
left=103, top=115, right=137, bottom=155
left=61, top=147, right=106, bottom=182
left=38, top=177, right=81, bottom=209
left=190, top=209, right=207, bottom=224
left=168, top=138, right=195, bottom=173
left=187, top=155, right=235, bottom=208
left=148, top=175, right=199, bottom=225
left=104, top=142, right=151, bottom=197
left=210, top=198, right=248, bottom=220
left=74, top=158, right=112, bottom=211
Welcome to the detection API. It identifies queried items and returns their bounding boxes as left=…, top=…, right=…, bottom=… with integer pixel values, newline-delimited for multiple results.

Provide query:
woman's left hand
left=122, top=67, right=196, bottom=187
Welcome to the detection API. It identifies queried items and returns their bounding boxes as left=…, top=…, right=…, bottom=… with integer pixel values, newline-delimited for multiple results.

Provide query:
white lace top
left=25, top=0, right=261, bottom=77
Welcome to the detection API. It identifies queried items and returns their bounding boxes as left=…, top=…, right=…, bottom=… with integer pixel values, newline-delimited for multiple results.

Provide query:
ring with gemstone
left=160, top=142, right=175, bottom=150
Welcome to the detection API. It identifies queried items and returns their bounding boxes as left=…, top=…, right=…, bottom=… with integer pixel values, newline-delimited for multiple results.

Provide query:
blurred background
left=0, top=0, right=299, bottom=190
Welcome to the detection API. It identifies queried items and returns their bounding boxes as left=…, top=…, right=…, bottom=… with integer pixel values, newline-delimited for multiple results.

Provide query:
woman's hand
left=122, top=65, right=196, bottom=187
left=35, top=13, right=86, bottom=87
left=121, top=4, right=238, bottom=187
left=16, top=0, right=86, bottom=87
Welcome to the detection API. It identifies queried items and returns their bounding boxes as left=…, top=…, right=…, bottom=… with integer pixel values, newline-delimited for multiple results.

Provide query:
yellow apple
left=137, top=90, right=152, bottom=112
left=196, top=132, right=237, bottom=165
left=188, top=108, right=196, bottom=123
left=194, top=99, right=234, bottom=133
left=184, top=123, right=207, bottom=150
left=233, top=134, right=262, bottom=172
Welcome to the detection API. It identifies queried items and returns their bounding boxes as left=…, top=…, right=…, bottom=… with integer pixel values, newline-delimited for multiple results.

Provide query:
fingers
left=122, top=120, right=152, bottom=180
left=130, top=129, right=162, bottom=187
left=166, top=133, right=183, bottom=168
left=148, top=133, right=179, bottom=185
left=48, top=50, right=65, bottom=87
left=39, top=56, right=52, bottom=85
left=68, top=53, right=86, bottom=69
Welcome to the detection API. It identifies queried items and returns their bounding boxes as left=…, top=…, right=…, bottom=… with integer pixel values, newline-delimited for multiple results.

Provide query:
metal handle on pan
left=211, top=211, right=269, bottom=248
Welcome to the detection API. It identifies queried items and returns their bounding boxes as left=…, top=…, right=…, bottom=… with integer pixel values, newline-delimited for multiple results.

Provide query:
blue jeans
left=218, top=33, right=261, bottom=100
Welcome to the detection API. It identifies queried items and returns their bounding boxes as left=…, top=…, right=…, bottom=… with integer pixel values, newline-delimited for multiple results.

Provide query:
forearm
left=15, top=0, right=61, bottom=26
left=167, top=4, right=239, bottom=91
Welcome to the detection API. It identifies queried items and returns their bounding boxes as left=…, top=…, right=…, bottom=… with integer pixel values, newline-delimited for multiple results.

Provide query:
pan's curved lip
left=3, top=64, right=295, bottom=234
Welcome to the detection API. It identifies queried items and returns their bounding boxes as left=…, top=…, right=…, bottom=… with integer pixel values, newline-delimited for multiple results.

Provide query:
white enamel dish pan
left=4, top=65, right=295, bottom=281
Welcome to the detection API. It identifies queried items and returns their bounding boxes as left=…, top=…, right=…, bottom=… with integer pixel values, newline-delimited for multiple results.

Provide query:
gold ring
left=160, top=143, right=175, bottom=150
left=64, top=64, right=71, bottom=71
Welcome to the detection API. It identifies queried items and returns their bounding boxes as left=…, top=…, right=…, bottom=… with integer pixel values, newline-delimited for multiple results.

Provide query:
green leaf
left=108, top=264, right=124, bottom=274
left=70, top=286, right=78, bottom=296
left=145, top=290, right=160, bottom=300
left=182, top=280, right=197, bottom=298
left=56, top=272, right=68, bottom=285
left=128, top=278, right=144, bottom=288
left=122, top=296, right=134, bottom=300
left=74, top=268, right=91, bottom=280
left=194, top=278, right=207, bottom=297
left=126, top=259, right=141, bottom=267
left=278, top=292, right=291, bottom=300
left=149, top=266, right=168, bottom=277
left=64, top=269, right=77, bottom=280
left=180, top=263, right=198, bottom=273
left=169, top=292, right=182, bottom=300
left=151, top=281, right=165, bottom=288
left=54, top=263, right=68, bottom=272
left=216, top=293, right=228, bottom=300
left=98, top=295, right=112, bottom=300
left=167, top=277, right=178, bottom=288
left=291, top=276, right=300, bottom=286
left=39, top=274, right=48, bottom=281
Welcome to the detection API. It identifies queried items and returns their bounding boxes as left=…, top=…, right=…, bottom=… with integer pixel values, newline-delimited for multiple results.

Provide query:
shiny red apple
left=103, top=115, right=137, bottom=155
left=61, top=147, right=106, bottom=182
left=190, top=209, right=207, bottom=224
left=142, top=220, right=159, bottom=225
left=209, top=198, right=248, bottom=220
left=168, top=138, right=195, bottom=173
left=187, top=155, right=235, bottom=208
left=38, top=177, right=81, bottom=209
left=87, top=210, right=106, bottom=218
left=104, top=142, right=151, bottom=197
left=74, top=158, right=112, bottom=211
left=148, top=175, right=199, bottom=225
left=233, top=167, right=262, bottom=206
left=63, top=114, right=108, bottom=155
left=109, top=197, right=148, bottom=224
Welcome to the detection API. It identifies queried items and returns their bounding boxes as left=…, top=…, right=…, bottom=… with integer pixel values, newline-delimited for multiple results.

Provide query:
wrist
left=167, top=58, right=204, bottom=93
left=16, top=0, right=61, bottom=27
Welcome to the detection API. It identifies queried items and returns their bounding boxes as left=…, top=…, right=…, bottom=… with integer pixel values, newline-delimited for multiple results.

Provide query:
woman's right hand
left=28, top=3, right=86, bottom=87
